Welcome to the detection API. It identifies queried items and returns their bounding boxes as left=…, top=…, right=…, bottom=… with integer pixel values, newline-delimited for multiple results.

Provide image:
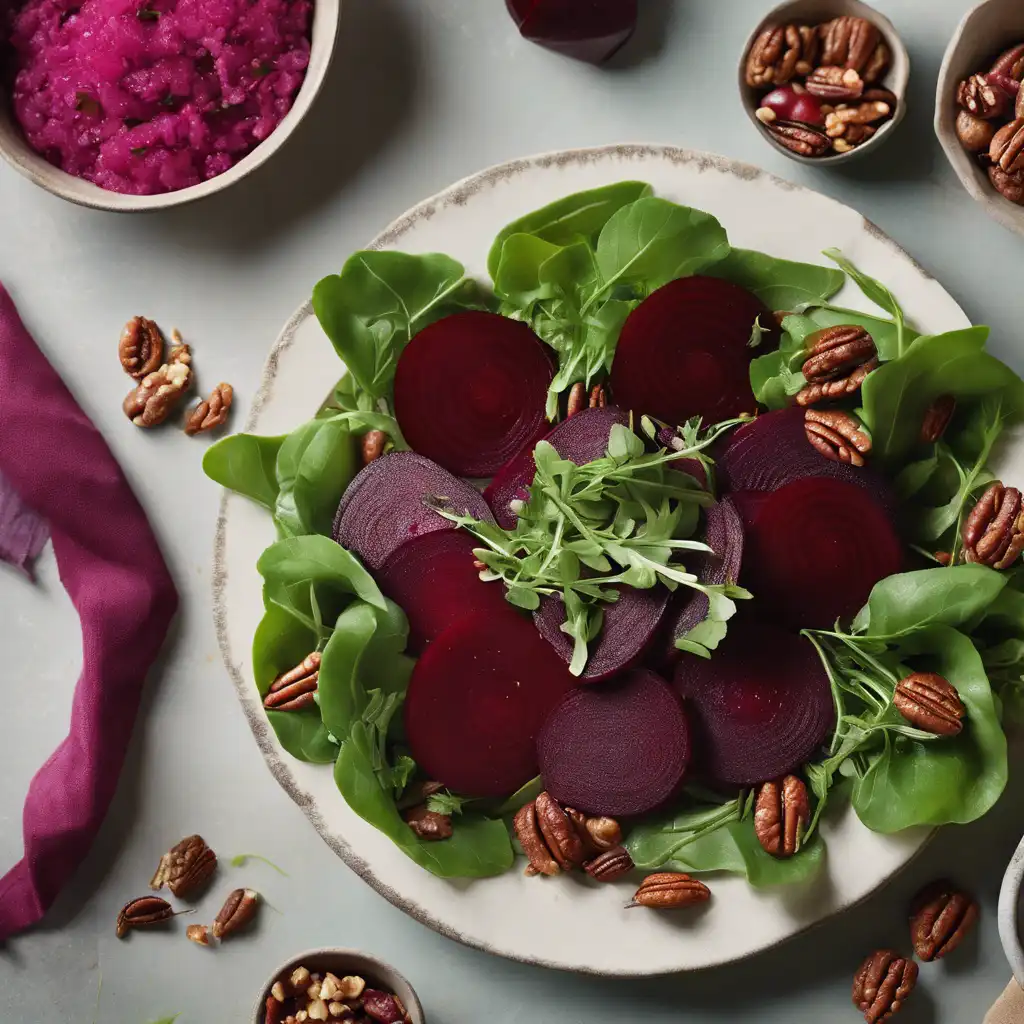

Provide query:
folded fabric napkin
left=984, top=979, right=1024, bottom=1023
left=0, top=284, right=178, bottom=940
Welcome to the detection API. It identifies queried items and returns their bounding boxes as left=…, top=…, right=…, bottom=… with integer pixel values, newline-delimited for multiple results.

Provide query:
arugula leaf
left=823, top=248, right=907, bottom=358
left=427, top=791, right=471, bottom=816
left=707, top=248, right=845, bottom=310
left=203, top=433, right=285, bottom=510
left=228, top=853, right=289, bottom=875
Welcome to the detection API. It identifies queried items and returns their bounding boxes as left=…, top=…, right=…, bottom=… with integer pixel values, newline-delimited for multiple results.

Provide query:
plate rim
left=212, top=143, right=949, bottom=976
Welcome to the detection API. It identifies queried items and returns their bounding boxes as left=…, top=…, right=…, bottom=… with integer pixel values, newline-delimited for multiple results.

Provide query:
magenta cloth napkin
left=0, top=285, right=178, bottom=939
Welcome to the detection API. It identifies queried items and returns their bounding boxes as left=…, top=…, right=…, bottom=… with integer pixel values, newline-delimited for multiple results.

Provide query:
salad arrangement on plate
left=205, top=182, right=1024, bottom=896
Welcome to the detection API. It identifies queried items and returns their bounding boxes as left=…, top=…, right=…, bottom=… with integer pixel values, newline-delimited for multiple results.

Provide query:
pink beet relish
left=6, top=0, right=312, bottom=195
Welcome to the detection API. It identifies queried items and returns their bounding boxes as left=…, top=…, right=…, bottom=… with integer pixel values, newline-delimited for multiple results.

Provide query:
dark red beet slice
left=404, top=609, right=576, bottom=797
left=484, top=405, right=630, bottom=528
left=610, top=276, right=774, bottom=426
left=393, top=311, right=554, bottom=478
left=538, top=669, right=690, bottom=816
left=673, top=617, right=834, bottom=786
left=375, top=531, right=510, bottom=654
left=733, top=477, right=904, bottom=630
left=506, top=0, right=637, bottom=64
left=332, top=451, right=493, bottom=570
left=534, top=584, right=669, bottom=682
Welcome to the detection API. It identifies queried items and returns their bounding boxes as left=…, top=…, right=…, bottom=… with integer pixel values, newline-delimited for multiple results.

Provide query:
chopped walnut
left=185, top=382, right=233, bottom=435
left=123, top=357, right=192, bottom=428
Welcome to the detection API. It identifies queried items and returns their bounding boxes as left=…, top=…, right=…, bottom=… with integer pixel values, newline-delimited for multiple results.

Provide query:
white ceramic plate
left=215, top=145, right=1007, bottom=975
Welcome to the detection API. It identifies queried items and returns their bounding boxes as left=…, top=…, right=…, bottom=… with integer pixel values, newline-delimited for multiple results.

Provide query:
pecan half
left=535, top=791, right=588, bottom=870
left=991, top=43, right=1024, bottom=81
left=566, top=381, right=587, bottom=418
left=958, top=74, right=1013, bottom=119
left=213, top=887, right=260, bottom=939
left=263, top=651, right=321, bottom=712
left=754, top=775, right=810, bottom=858
left=806, top=66, right=865, bottom=102
left=910, top=880, right=979, bottom=961
left=361, top=429, right=388, bottom=465
left=589, top=383, right=608, bottom=409
left=628, top=873, right=710, bottom=909
left=863, top=41, right=891, bottom=84
left=956, top=109, right=996, bottom=153
left=116, top=896, right=177, bottom=938
left=402, top=805, right=453, bottom=841
left=184, top=382, right=233, bottom=436
left=186, top=923, right=212, bottom=946
left=150, top=834, right=217, bottom=897
left=745, top=23, right=818, bottom=88
left=988, top=164, right=1024, bottom=204
left=797, top=324, right=878, bottom=404
left=265, top=995, right=284, bottom=1024
left=963, top=483, right=1024, bottom=568
left=821, top=16, right=881, bottom=73
left=765, top=120, right=831, bottom=158
left=584, top=846, right=635, bottom=883
left=805, top=409, right=872, bottom=467
left=991, top=118, right=1024, bottom=172
left=513, top=801, right=560, bottom=876
left=123, top=356, right=192, bottom=427
left=853, top=950, right=917, bottom=1023
left=894, top=672, right=965, bottom=736
left=119, top=316, right=164, bottom=379
left=920, top=394, right=956, bottom=444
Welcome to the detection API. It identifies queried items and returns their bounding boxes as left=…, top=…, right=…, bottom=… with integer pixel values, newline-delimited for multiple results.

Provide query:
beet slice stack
left=375, top=531, right=510, bottom=654
left=674, top=617, right=834, bottom=787
left=332, top=451, right=493, bottom=570
left=733, top=477, right=904, bottom=630
left=393, top=311, right=554, bottom=478
left=610, top=276, right=774, bottom=426
left=404, top=609, right=576, bottom=797
left=538, top=669, right=691, bottom=817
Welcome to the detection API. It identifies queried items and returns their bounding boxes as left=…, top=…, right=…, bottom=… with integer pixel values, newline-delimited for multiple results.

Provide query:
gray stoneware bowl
left=0, top=0, right=341, bottom=212
left=999, top=836, right=1024, bottom=985
left=252, top=948, right=425, bottom=1024
left=935, top=0, right=1024, bottom=238
left=738, top=0, right=909, bottom=166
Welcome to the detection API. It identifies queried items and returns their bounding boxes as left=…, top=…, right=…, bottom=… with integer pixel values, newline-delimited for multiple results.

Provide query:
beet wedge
left=673, top=617, right=834, bottom=787
left=404, top=609, right=576, bottom=797
left=376, top=531, right=510, bottom=654
left=534, top=584, right=669, bottom=682
left=733, top=477, right=904, bottom=630
left=538, top=669, right=690, bottom=817
left=506, top=0, right=638, bottom=64
left=610, top=276, right=774, bottom=426
left=484, top=405, right=630, bottom=528
left=332, top=451, right=493, bottom=570
left=393, top=311, right=554, bottom=478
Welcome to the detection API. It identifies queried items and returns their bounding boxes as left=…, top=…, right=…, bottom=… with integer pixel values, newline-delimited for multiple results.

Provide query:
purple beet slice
left=534, top=584, right=669, bottom=682
left=610, top=276, right=774, bottom=426
left=506, top=0, right=638, bottom=64
left=332, top=451, right=493, bottom=570
left=393, top=311, right=554, bottom=478
left=484, top=405, right=630, bottom=528
left=375, top=531, right=510, bottom=654
left=733, top=477, right=904, bottom=630
left=538, top=669, right=690, bottom=817
left=404, top=609, right=576, bottom=797
left=673, top=617, right=834, bottom=787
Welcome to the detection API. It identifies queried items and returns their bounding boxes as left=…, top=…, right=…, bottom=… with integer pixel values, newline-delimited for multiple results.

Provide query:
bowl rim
left=0, top=0, right=342, bottom=212
left=737, top=0, right=910, bottom=166
left=250, top=947, right=425, bottom=1024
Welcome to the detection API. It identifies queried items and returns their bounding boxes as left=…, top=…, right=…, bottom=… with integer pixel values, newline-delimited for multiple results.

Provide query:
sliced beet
left=506, top=0, right=638, bottom=64
left=484, top=405, right=630, bottom=528
left=538, top=669, right=690, bottom=817
left=534, top=584, right=669, bottom=682
left=609, top=276, right=774, bottom=426
left=332, top=451, right=493, bottom=570
left=375, top=531, right=510, bottom=654
left=393, top=311, right=554, bottom=478
left=733, top=477, right=904, bottom=630
left=404, top=609, right=576, bottom=797
left=673, top=617, right=834, bottom=786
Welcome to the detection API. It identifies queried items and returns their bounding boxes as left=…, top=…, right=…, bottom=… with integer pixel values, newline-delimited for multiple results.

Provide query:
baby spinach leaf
left=203, top=432, right=285, bottom=510
left=495, top=776, right=543, bottom=815
left=799, top=303, right=919, bottom=363
left=823, top=248, right=907, bottom=357
left=707, top=248, right=844, bottom=311
left=851, top=626, right=1008, bottom=830
left=493, top=233, right=563, bottom=304
left=292, top=419, right=358, bottom=537
left=486, top=181, right=653, bottom=279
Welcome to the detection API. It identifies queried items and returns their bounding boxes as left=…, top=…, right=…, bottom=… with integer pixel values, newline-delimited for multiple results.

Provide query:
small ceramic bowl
left=999, top=833, right=1024, bottom=986
left=738, top=0, right=910, bottom=166
left=936, top=0, right=1024, bottom=237
left=251, top=949, right=425, bottom=1024
left=0, top=0, right=341, bottom=213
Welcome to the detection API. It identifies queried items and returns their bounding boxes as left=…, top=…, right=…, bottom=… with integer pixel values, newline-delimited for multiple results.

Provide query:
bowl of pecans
left=936, top=0, right=1024, bottom=237
left=739, top=0, right=909, bottom=165
left=253, top=949, right=425, bottom=1024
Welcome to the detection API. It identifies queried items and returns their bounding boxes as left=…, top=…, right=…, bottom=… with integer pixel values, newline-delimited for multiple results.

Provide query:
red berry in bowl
left=506, top=0, right=638, bottom=64
left=759, top=86, right=824, bottom=127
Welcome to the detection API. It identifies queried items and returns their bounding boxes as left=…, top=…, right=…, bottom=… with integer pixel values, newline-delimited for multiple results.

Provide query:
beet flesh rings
left=393, top=311, right=553, bottom=478
left=610, top=276, right=774, bottom=426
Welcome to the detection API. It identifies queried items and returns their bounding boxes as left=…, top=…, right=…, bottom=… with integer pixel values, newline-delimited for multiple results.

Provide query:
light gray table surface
left=3, top=0, right=1024, bottom=1020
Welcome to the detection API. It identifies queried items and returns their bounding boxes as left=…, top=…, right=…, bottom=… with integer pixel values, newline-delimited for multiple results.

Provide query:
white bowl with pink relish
left=0, top=0, right=340, bottom=210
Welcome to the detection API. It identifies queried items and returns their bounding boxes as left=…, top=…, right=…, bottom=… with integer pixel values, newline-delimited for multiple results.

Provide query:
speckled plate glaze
left=214, top=145, right=1009, bottom=975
